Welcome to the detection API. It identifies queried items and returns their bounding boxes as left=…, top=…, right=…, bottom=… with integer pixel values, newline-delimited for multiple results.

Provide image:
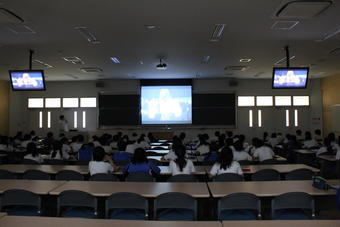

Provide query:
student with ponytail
left=169, top=144, right=195, bottom=176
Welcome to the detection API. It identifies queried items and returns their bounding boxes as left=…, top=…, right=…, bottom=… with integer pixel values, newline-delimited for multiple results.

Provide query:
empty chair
left=90, top=173, right=118, bottom=182
left=260, top=159, right=278, bottom=165
left=271, top=192, right=315, bottom=220
left=105, top=192, right=148, bottom=220
left=125, top=172, right=154, bottom=182
left=213, top=173, right=243, bottom=182
left=57, top=190, right=97, bottom=218
left=23, top=169, right=50, bottom=180
left=154, top=192, right=197, bottom=221
left=252, top=169, right=280, bottom=181
left=285, top=168, right=315, bottom=181
left=0, top=169, right=17, bottom=179
left=167, top=174, right=198, bottom=182
left=21, top=159, right=39, bottom=164
left=1, top=189, right=41, bottom=216
left=218, top=193, right=261, bottom=220
left=55, top=170, right=84, bottom=181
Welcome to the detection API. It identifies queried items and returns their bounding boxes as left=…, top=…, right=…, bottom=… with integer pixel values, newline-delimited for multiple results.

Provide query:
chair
left=0, top=169, right=17, bottom=179
left=57, top=190, right=97, bottom=218
left=167, top=174, right=198, bottom=182
left=154, top=192, right=197, bottom=221
left=125, top=172, right=154, bottom=182
left=23, top=169, right=51, bottom=180
left=285, top=168, right=315, bottom=180
left=1, top=189, right=41, bottom=216
left=251, top=169, right=280, bottom=181
left=271, top=192, right=315, bottom=220
left=218, top=193, right=261, bottom=220
left=90, top=173, right=118, bottom=182
left=238, top=160, right=253, bottom=165
left=260, top=159, right=278, bottom=164
left=75, top=160, right=89, bottom=165
left=213, top=173, right=243, bottom=182
left=21, top=159, right=39, bottom=164
left=105, top=192, right=148, bottom=220
left=55, top=170, right=84, bottom=181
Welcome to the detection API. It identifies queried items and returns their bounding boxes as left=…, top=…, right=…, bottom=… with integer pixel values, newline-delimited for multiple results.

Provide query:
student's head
left=132, top=148, right=148, bottom=164
left=253, top=138, right=263, bottom=148
left=315, top=129, right=322, bottom=136
left=93, top=146, right=106, bottom=161
left=30, top=130, right=36, bottom=136
left=214, top=131, right=220, bottom=137
left=59, top=115, right=65, bottom=120
left=328, top=132, right=336, bottom=142
left=112, top=135, right=119, bottom=142
left=263, top=132, right=268, bottom=138
left=199, top=134, right=208, bottom=145
left=233, top=140, right=244, bottom=152
left=47, top=132, right=54, bottom=138
left=271, top=133, right=277, bottom=138
left=218, top=146, right=234, bottom=170
left=239, top=134, right=246, bottom=143
left=323, top=137, right=331, bottom=147
left=137, top=135, right=146, bottom=144
left=226, top=131, right=233, bottom=138
left=305, top=131, right=312, bottom=140
left=225, top=138, right=234, bottom=147
left=209, top=142, right=219, bottom=152
left=174, top=144, right=187, bottom=171
left=27, top=142, right=38, bottom=157
left=117, top=140, right=127, bottom=151
left=23, top=134, right=31, bottom=141
left=179, top=132, right=186, bottom=140
left=296, top=130, right=302, bottom=136
left=77, top=135, right=84, bottom=143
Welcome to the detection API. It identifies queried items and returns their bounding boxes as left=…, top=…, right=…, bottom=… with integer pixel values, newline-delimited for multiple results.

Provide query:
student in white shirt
left=61, top=137, right=72, bottom=159
left=303, top=131, right=318, bottom=149
left=163, top=136, right=183, bottom=161
left=21, top=134, right=32, bottom=148
left=70, top=135, right=84, bottom=153
left=89, top=146, right=116, bottom=176
left=125, top=141, right=137, bottom=154
left=169, top=145, right=195, bottom=176
left=209, top=146, right=243, bottom=177
left=296, top=129, right=303, bottom=141
left=196, top=135, right=210, bottom=155
left=316, top=137, right=333, bottom=156
left=267, top=133, right=279, bottom=148
left=314, top=129, right=323, bottom=143
left=334, top=143, right=340, bottom=160
left=24, top=142, right=43, bottom=163
left=135, top=135, right=150, bottom=150
left=232, top=140, right=252, bottom=161
left=252, top=139, right=275, bottom=162
left=50, top=140, right=70, bottom=160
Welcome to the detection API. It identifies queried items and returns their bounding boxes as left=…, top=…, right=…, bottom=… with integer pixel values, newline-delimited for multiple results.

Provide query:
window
left=74, top=111, right=78, bottom=128
left=275, top=96, right=291, bottom=106
left=294, top=109, right=298, bottom=127
left=256, top=96, right=273, bottom=106
left=285, top=110, right=290, bottom=127
left=258, top=110, right=262, bottom=127
left=39, top=111, right=43, bottom=128
left=28, top=98, right=44, bottom=108
left=45, top=98, right=61, bottom=108
left=293, top=96, right=309, bottom=106
left=47, top=111, right=51, bottom=128
left=238, top=96, right=255, bottom=107
left=63, top=98, right=79, bottom=108
left=249, top=110, right=253, bottom=127
left=80, top=97, right=97, bottom=107
left=82, top=111, right=86, bottom=128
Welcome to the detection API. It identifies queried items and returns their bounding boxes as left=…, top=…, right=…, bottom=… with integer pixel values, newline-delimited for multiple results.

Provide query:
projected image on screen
left=273, top=68, right=308, bottom=88
left=141, top=86, right=192, bottom=124
left=10, top=71, right=45, bottom=90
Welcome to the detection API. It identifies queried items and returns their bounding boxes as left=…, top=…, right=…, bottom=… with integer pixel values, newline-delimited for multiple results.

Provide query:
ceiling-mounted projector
left=156, top=59, right=167, bottom=70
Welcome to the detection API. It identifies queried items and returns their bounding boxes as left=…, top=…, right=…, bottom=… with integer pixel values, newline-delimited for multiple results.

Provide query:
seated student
left=135, top=134, right=150, bottom=150
left=316, top=137, right=334, bottom=156
left=0, top=136, right=12, bottom=151
left=163, top=136, right=182, bottom=161
left=123, top=148, right=161, bottom=175
left=125, top=140, right=137, bottom=154
left=209, top=146, right=243, bottom=177
left=314, top=129, right=323, bottom=143
left=60, top=137, right=72, bottom=158
left=44, top=132, right=55, bottom=150
left=21, top=134, right=32, bottom=148
left=263, top=132, right=269, bottom=143
left=296, top=129, right=303, bottom=141
left=232, top=140, right=252, bottom=161
left=203, top=142, right=219, bottom=163
left=302, top=131, right=318, bottom=149
left=328, top=132, right=337, bottom=147
left=113, top=140, right=132, bottom=163
left=179, top=132, right=187, bottom=145
left=211, top=131, right=221, bottom=143
left=110, top=134, right=120, bottom=151
left=70, top=135, right=84, bottom=153
left=89, top=146, right=116, bottom=176
left=78, top=143, right=95, bottom=161
left=169, top=145, right=195, bottom=176
left=99, top=136, right=113, bottom=154
left=50, top=140, right=69, bottom=160
left=196, top=134, right=210, bottom=155
left=91, top=136, right=101, bottom=147
left=24, top=142, right=43, bottom=163
left=252, top=138, right=275, bottom=162
left=217, top=133, right=226, bottom=148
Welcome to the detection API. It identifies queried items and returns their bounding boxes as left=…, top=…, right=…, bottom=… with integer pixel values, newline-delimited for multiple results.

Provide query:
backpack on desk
left=312, top=176, right=330, bottom=190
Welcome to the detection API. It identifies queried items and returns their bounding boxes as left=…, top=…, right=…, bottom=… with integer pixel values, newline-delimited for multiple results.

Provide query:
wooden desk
left=222, top=220, right=340, bottom=227
left=49, top=181, right=210, bottom=198
left=318, top=155, right=337, bottom=162
left=0, top=164, right=89, bottom=175
left=0, top=216, right=221, bottom=227
left=294, top=149, right=315, bottom=155
left=0, top=179, right=66, bottom=195
left=148, top=156, right=199, bottom=163
left=208, top=180, right=339, bottom=198
left=158, top=165, right=208, bottom=175
left=146, top=149, right=170, bottom=154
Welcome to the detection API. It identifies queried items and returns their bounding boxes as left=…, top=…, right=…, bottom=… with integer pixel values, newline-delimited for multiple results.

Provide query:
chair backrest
left=154, top=192, right=197, bottom=220
left=0, top=169, right=17, bottom=179
left=57, top=190, right=97, bottom=216
left=55, top=170, right=84, bottom=181
left=251, top=169, right=280, bottom=181
left=285, top=168, right=315, bottom=180
left=260, top=159, right=278, bottom=165
left=125, top=172, right=154, bottom=182
left=21, top=159, right=39, bottom=164
left=1, top=189, right=41, bottom=214
left=238, top=160, right=253, bottom=165
left=271, top=192, right=315, bottom=219
left=23, top=169, right=51, bottom=180
left=75, top=160, right=89, bottom=165
left=167, top=174, right=198, bottom=182
left=213, top=173, right=244, bottom=182
left=90, top=173, right=118, bottom=182
left=218, top=193, right=261, bottom=220
left=105, top=192, right=148, bottom=218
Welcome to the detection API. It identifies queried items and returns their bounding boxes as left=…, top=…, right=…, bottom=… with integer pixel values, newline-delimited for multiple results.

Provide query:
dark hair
left=271, top=133, right=277, bottom=138
left=315, top=129, right=321, bottom=136
left=51, top=140, right=63, bottom=159
left=296, top=129, right=302, bottom=135
left=225, top=138, right=234, bottom=147
left=59, top=115, right=64, bottom=120
left=233, top=140, right=244, bottom=152
left=93, top=146, right=106, bottom=161
left=23, top=134, right=31, bottom=141
left=305, top=131, right=312, bottom=140
left=47, top=132, right=54, bottom=138
left=199, top=134, right=209, bottom=146
left=174, top=145, right=187, bottom=171
left=27, top=142, right=38, bottom=157
left=132, top=148, right=148, bottom=164
left=179, top=132, right=186, bottom=140
left=137, top=135, right=146, bottom=144
left=226, top=131, right=233, bottom=138
left=217, top=146, right=234, bottom=170
left=117, top=140, right=127, bottom=151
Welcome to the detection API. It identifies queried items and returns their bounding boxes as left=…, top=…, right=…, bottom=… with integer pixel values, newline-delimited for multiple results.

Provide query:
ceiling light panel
left=8, top=25, right=36, bottom=34
left=62, top=56, right=84, bottom=64
left=33, top=59, right=53, bottom=68
left=276, top=1, right=332, bottom=19
left=75, top=26, right=100, bottom=44
left=271, top=21, right=299, bottom=30
left=201, top=56, right=210, bottom=63
left=110, top=57, right=121, bottom=64
left=80, top=67, right=103, bottom=73
left=275, top=56, right=295, bottom=65
left=239, top=58, right=252, bottom=63
left=210, top=24, right=226, bottom=42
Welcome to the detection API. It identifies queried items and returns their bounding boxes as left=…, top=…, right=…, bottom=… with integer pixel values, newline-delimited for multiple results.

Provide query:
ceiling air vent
left=224, top=66, right=248, bottom=72
left=271, top=21, right=299, bottom=30
left=0, top=8, right=24, bottom=23
left=62, top=56, right=84, bottom=64
left=80, top=67, right=103, bottom=73
left=8, top=24, right=35, bottom=34
left=276, top=1, right=332, bottom=19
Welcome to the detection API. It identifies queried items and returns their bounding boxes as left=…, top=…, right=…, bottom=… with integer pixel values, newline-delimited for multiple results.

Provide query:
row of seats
left=0, top=189, right=315, bottom=220
left=0, top=168, right=316, bottom=182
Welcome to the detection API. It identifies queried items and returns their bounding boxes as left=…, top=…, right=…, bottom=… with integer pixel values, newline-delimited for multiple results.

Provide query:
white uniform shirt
left=24, top=154, right=43, bottom=163
left=210, top=161, right=243, bottom=176
left=163, top=150, right=177, bottom=161
left=233, top=150, right=252, bottom=161
left=88, top=161, right=113, bottom=176
left=252, top=146, right=274, bottom=162
left=169, top=159, right=195, bottom=176
left=125, top=144, right=137, bottom=154
left=303, top=140, right=318, bottom=149
left=196, top=144, right=209, bottom=155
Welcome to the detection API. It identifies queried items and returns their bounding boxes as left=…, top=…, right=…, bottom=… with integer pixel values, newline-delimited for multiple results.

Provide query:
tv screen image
left=141, top=85, right=192, bottom=124
left=272, top=68, right=309, bottom=88
left=9, top=70, right=46, bottom=91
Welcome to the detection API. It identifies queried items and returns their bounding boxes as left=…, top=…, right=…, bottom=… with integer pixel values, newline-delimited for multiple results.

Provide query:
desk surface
left=0, top=213, right=6, bottom=218
left=208, top=180, right=339, bottom=198
left=318, top=155, right=337, bottom=162
left=294, top=149, right=316, bottom=155
left=222, top=220, right=340, bottom=227
left=49, top=181, right=210, bottom=198
left=241, top=164, right=319, bottom=174
left=0, top=164, right=89, bottom=174
left=0, top=179, right=66, bottom=195
left=158, top=165, right=207, bottom=175
left=0, top=216, right=221, bottom=227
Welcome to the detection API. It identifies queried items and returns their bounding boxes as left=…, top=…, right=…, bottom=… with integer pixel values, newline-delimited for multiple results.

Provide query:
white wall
left=9, top=78, right=323, bottom=143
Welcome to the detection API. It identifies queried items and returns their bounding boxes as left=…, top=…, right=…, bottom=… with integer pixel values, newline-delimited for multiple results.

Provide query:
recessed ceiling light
left=75, top=26, right=100, bottom=44
left=62, top=56, right=84, bottom=65
left=110, top=57, right=121, bottom=64
left=210, top=24, right=226, bottom=42
left=239, top=58, right=252, bottom=63
left=33, top=59, right=54, bottom=68
left=145, top=25, right=157, bottom=29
